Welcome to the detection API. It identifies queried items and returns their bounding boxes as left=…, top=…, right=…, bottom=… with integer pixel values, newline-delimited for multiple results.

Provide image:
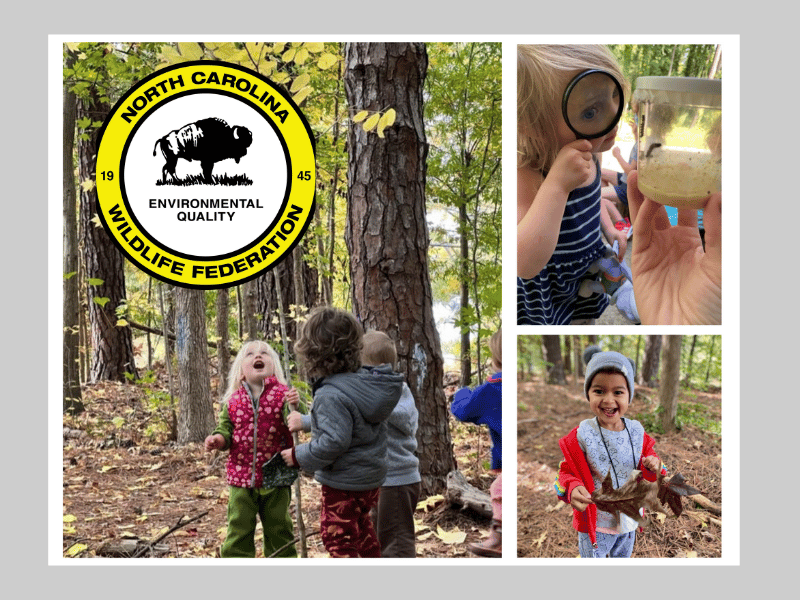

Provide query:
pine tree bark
left=77, top=91, right=137, bottom=383
left=175, top=288, right=215, bottom=443
left=344, top=42, right=456, bottom=494
left=63, top=50, right=83, bottom=413
left=640, top=335, right=662, bottom=387
left=215, top=288, right=230, bottom=398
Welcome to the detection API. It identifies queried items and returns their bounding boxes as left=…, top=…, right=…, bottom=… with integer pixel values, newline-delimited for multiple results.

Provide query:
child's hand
left=549, top=139, right=594, bottom=194
left=286, top=411, right=304, bottom=433
left=280, top=448, right=296, bottom=467
left=204, top=434, right=225, bottom=452
left=641, top=455, right=661, bottom=473
left=285, top=387, right=300, bottom=408
left=570, top=485, right=594, bottom=512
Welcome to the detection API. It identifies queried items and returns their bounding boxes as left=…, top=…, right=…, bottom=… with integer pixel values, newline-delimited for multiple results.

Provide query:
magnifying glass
left=562, top=70, right=624, bottom=140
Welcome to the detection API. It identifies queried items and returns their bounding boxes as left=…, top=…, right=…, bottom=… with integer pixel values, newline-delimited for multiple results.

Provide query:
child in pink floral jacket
left=205, top=340, right=299, bottom=558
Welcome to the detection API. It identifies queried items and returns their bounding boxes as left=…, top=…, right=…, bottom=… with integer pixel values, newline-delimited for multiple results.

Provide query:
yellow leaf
left=318, top=52, right=339, bottom=70
left=66, top=42, right=80, bottom=52
left=363, top=113, right=380, bottom=132
left=272, top=72, right=290, bottom=85
left=381, top=108, right=396, bottom=127
left=177, top=42, right=203, bottom=60
left=158, top=45, right=184, bottom=65
left=434, top=525, right=466, bottom=545
left=282, top=48, right=296, bottom=63
left=294, top=48, right=309, bottom=65
left=304, top=42, right=324, bottom=53
left=293, top=87, right=312, bottom=105
left=65, top=543, right=87, bottom=557
left=291, top=73, right=311, bottom=93
left=416, top=494, right=444, bottom=512
left=63, top=514, right=77, bottom=523
left=63, top=525, right=76, bottom=534
left=116, top=319, right=128, bottom=327
left=417, top=531, right=434, bottom=541
left=534, top=532, right=548, bottom=546
left=99, top=465, right=116, bottom=473
left=213, top=43, right=242, bottom=61
left=352, top=110, right=369, bottom=123
left=80, top=179, right=95, bottom=192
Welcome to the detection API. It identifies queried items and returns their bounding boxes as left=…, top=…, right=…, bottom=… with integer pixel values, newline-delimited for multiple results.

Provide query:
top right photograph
left=517, top=44, right=722, bottom=326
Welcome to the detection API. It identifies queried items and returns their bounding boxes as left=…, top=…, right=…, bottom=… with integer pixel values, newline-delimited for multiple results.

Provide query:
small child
left=362, top=330, right=421, bottom=558
left=554, top=351, right=666, bottom=558
left=281, top=307, right=403, bottom=558
left=517, top=45, right=630, bottom=325
left=204, top=340, right=298, bottom=558
left=451, top=327, right=502, bottom=558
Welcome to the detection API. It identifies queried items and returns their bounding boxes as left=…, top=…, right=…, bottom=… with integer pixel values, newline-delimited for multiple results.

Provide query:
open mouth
left=253, top=359, right=265, bottom=369
left=601, top=407, right=619, bottom=417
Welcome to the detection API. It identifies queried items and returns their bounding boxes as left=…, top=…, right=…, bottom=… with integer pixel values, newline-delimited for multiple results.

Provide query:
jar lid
left=633, top=76, right=721, bottom=108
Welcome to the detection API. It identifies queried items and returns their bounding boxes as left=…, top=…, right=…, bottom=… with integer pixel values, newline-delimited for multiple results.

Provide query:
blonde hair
left=223, top=340, right=286, bottom=402
left=362, top=330, right=398, bottom=368
left=517, top=45, right=629, bottom=173
left=489, top=327, right=502, bottom=371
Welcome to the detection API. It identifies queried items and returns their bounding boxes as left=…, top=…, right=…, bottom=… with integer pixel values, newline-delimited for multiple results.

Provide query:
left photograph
left=59, top=41, right=502, bottom=559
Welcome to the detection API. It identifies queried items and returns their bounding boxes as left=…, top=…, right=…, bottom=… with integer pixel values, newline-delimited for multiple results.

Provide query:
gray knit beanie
left=584, top=351, right=635, bottom=404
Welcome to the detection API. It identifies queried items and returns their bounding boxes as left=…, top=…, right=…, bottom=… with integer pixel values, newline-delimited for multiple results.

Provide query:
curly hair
left=295, top=307, right=363, bottom=378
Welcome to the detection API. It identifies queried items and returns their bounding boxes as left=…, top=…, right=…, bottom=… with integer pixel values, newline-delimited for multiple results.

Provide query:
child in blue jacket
left=451, top=327, right=502, bottom=557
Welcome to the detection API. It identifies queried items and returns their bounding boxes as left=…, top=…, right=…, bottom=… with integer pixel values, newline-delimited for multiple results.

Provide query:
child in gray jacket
left=281, top=307, right=403, bottom=557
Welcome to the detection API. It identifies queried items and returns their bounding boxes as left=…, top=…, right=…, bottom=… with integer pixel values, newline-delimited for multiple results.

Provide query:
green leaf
left=87, top=278, right=104, bottom=286
left=93, top=297, right=110, bottom=308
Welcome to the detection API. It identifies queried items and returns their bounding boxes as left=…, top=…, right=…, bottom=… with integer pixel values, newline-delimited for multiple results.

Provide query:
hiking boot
left=468, top=519, right=501, bottom=558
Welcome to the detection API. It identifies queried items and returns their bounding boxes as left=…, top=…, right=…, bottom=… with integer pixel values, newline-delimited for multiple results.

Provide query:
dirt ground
left=62, top=367, right=497, bottom=560
left=517, top=374, right=722, bottom=558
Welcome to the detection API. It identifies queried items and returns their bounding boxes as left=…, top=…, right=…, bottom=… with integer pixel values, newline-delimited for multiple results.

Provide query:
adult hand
left=628, top=171, right=721, bottom=325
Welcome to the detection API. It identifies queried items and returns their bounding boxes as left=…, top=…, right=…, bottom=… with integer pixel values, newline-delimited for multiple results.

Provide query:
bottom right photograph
left=517, top=335, right=722, bottom=559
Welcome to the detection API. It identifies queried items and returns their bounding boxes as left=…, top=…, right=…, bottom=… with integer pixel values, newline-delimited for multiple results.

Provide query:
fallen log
left=689, top=494, right=721, bottom=516
left=446, top=470, right=492, bottom=519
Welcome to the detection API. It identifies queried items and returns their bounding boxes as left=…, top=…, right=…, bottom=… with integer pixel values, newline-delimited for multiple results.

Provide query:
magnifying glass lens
left=564, top=71, right=622, bottom=139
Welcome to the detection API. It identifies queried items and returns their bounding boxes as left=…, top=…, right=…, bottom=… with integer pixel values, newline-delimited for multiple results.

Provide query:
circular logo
left=96, top=60, right=316, bottom=289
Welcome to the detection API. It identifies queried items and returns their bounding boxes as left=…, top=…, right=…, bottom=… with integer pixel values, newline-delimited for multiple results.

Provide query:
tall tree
left=659, top=335, right=683, bottom=433
left=639, top=335, right=662, bottom=387
left=77, top=88, right=137, bottom=383
left=175, top=288, right=215, bottom=443
left=425, top=42, right=502, bottom=387
left=542, top=336, right=566, bottom=385
left=63, top=47, right=83, bottom=413
left=343, top=42, right=456, bottom=494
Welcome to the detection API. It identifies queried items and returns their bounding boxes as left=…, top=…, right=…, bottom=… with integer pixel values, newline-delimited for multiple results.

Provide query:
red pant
left=320, top=485, right=381, bottom=558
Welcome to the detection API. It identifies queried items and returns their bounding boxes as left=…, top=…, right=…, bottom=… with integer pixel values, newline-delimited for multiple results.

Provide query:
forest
left=517, top=335, right=723, bottom=558
left=62, top=41, right=502, bottom=559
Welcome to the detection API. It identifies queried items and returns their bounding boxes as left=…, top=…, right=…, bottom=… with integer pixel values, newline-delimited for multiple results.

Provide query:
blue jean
left=578, top=530, right=636, bottom=558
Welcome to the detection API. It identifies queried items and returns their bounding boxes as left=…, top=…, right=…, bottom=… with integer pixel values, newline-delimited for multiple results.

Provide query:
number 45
left=297, top=171, right=312, bottom=181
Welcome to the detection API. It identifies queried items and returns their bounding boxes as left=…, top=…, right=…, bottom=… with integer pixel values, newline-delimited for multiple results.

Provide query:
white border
left=50, top=35, right=739, bottom=569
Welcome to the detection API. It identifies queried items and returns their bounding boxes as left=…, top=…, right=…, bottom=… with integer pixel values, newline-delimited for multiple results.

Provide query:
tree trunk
left=215, top=288, right=230, bottom=398
left=459, top=198, right=471, bottom=387
left=659, top=335, right=682, bottom=433
left=175, top=288, right=215, bottom=443
left=640, top=335, right=662, bottom=387
left=78, top=92, right=137, bottom=383
left=63, top=50, right=83, bottom=414
left=683, top=335, right=697, bottom=387
left=344, top=42, right=455, bottom=495
left=542, top=336, right=566, bottom=385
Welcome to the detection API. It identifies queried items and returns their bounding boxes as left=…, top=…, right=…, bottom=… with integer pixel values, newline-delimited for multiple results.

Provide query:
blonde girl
left=205, top=340, right=298, bottom=558
left=517, top=45, right=630, bottom=325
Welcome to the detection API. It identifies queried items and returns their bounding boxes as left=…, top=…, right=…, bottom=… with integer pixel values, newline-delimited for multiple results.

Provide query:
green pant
left=221, top=486, right=297, bottom=558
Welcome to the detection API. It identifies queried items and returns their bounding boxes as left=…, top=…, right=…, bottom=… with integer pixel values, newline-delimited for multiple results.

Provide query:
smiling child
left=553, top=350, right=666, bottom=558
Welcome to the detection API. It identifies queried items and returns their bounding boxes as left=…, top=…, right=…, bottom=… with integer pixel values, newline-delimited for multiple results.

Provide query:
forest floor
left=517, top=374, right=723, bottom=559
left=62, top=365, right=497, bottom=560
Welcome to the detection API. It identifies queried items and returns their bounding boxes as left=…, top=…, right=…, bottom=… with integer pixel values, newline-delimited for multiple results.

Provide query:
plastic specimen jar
left=633, top=77, right=721, bottom=208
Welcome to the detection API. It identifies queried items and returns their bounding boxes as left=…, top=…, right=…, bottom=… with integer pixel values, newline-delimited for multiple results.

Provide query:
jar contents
left=637, top=149, right=720, bottom=208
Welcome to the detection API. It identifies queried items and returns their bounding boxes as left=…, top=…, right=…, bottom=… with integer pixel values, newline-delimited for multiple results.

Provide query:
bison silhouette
left=153, top=117, right=253, bottom=183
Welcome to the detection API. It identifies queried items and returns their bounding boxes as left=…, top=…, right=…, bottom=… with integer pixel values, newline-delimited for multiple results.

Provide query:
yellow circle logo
left=96, top=61, right=316, bottom=289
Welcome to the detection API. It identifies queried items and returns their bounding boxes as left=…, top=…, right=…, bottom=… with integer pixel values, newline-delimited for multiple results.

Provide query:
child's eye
left=582, top=107, right=598, bottom=120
